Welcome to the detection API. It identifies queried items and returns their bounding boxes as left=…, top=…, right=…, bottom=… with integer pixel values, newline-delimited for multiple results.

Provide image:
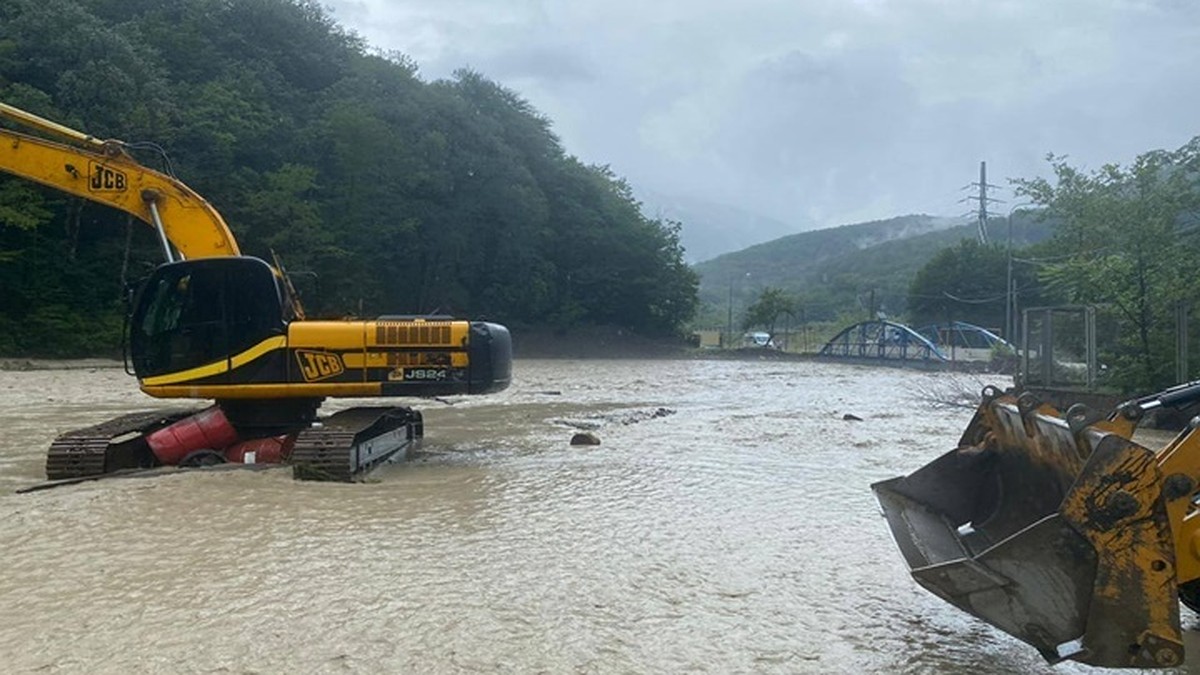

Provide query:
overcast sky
left=324, top=0, right=1200, bottom=230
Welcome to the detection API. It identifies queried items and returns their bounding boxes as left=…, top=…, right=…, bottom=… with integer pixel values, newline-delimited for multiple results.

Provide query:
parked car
left=743, top=332, right=777, bottom=349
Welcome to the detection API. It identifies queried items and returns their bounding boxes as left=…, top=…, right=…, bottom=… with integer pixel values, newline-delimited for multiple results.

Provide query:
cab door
left=129, top=257, right=285, bottom=383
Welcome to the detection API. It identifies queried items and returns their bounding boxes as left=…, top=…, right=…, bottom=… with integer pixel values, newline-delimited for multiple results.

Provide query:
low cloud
left=326, top=0, right=1200, bottom=229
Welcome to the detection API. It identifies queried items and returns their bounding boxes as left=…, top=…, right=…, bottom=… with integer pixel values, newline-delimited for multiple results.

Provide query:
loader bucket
left=873, top=387, right=1184, bottom=668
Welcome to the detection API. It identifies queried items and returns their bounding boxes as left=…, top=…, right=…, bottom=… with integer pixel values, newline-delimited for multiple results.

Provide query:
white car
left=743, top=332, right=776, bottom=349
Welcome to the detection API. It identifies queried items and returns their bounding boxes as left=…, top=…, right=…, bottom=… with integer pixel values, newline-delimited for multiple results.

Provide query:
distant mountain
left=694, top=214, right=960, bottom=295
left=634, top=188, right=811, bottom=263
left=693, top=213, right=1054, bottom=324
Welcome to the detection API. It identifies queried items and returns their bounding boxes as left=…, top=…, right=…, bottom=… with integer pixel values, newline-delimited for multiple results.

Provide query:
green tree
left=1015, top=146, right=1200, bottom=392
left=908, top=240, right=1012, bottom=330
left=902, top=237, right=1046, bottom=331
left=742, top=287, right=795, bottom=344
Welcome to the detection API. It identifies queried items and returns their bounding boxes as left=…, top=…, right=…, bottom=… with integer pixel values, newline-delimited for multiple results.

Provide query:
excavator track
left=289, top=407, right=423, bottom=482
left=46, top=408, right=199, bottom=480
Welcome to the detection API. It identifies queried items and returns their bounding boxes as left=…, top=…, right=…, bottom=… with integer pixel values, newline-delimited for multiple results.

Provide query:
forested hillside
left=692, top=213, right=1054, bottom=326
left=0, top=0, right=698, bottom=356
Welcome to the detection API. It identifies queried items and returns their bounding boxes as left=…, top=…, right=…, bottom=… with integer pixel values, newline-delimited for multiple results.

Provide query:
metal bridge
left=819, top=320, right=946, bottom=362
left=915, top=321, right=1012, bottom=352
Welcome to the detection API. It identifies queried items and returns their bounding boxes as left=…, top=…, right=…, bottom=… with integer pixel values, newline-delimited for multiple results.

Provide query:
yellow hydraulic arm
left=1113, top=385, right=1200, bottom=592
left=0, top=102, right=239, bottom=260
left=874, top=382, right=1200, bottom=668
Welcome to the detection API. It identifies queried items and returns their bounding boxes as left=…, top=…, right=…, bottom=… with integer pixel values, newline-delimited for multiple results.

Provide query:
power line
left=1011, top=246, right=1113, bottom=265
left=942, top=290, right=1007, bottom=304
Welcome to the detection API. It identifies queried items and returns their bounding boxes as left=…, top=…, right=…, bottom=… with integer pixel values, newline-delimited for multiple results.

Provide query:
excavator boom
left=0, top=104, right=239, bottom=259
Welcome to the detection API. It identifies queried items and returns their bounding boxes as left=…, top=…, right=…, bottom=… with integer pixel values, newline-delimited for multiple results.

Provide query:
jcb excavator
left=0, top=101, right=511, bottom=483
left=874, top=382, right=1200, bottom=668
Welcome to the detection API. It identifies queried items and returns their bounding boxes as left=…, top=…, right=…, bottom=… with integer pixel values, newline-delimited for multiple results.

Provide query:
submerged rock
left=570, top=432, right=601, bottom=446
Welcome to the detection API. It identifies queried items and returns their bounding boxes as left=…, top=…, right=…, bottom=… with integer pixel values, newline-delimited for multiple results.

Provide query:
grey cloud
left=324, top=0, right=1200, bottom=230
left=488, top=46, right=598, bottom=85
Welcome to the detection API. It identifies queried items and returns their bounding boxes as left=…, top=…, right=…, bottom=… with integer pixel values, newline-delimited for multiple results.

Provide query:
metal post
left=1013, top=279, right=1024, bottom=357
left=1005, top=203, right=1034, bottom=342
left=1006, top=221, right=1014, bottom=341
left=801, top=307, right=808, bottom=353
left=725, top=278, right=733, bottom=349
left=1041, top=308, right=1053, bottom=386
left=1021, top=308, right=1029, bottom=385
left=1178, top=301, right=1189, bottom=383
left=977, top=161, right=990, bottom=245
left=1086, top=306, right=1097, bottom=390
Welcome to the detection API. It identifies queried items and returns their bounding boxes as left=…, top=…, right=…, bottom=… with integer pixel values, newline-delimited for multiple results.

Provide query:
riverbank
left=0, top=326, right=1005, bottom=370
left=0, top=346, right=1000, bottom=371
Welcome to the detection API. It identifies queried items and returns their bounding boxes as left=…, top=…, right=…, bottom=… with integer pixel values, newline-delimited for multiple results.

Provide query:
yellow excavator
left=0, top=101, right=511, bottom=483
left=874, top=382, right=1200, bottom=668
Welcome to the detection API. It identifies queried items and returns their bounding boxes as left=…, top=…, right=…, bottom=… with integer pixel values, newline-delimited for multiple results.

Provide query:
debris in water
left=620, top=407, right=675, bottom=425
left=843, top=413, right=863, bottom=422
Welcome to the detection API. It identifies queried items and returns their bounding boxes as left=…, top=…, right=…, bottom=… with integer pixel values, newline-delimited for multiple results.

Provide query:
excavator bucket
left=873, top=386, right=1184, bottom=668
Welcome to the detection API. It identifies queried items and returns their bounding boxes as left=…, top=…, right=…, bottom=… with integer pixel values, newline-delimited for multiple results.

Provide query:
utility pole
left=1005, top=202, right=1034, bottom=343
left=726, top=277, right=733, bottom=349
left=961, top=161, right=1003, bottom=245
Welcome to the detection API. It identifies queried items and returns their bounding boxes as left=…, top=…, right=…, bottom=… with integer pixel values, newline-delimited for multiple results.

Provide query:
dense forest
left=0, top=0, right=698, bottom=356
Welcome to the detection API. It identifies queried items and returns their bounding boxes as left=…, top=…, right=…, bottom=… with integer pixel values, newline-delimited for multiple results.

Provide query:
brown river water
left=0, top=358, right=1196, bottom=673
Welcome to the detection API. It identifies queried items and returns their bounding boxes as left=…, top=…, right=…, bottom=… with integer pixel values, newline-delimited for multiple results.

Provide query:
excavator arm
left=0, top=102, right=239, bottom=259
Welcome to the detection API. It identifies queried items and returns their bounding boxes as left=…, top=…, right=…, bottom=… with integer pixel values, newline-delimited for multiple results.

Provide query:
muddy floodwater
left=0, top=358, right=1197, bottom=673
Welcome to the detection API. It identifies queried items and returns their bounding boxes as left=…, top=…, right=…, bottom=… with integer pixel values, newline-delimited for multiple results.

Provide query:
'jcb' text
left=296, top=350, right=344, bottom=382
left=88, top=163, right=127, bottom=192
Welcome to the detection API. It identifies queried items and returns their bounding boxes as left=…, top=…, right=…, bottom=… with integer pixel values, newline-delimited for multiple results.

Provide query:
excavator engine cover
left=873, top=387, right=1184, bottom=669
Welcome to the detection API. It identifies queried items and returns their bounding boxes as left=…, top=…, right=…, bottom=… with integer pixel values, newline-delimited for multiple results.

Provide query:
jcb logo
left=296, top=350, right=344, bottom=382
left=88, top=163, right=127, bottom=192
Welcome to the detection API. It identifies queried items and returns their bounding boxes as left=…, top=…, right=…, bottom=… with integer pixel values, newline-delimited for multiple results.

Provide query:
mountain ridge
left=692, top=213, right=1054, bottom=325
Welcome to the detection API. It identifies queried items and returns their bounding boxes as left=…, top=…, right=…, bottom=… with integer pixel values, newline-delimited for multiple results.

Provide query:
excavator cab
left=129, top=256, right=285, bottom=379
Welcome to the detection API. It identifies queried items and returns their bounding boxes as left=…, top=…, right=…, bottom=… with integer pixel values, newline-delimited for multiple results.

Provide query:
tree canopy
left=742, top=287, right=795, bottom=343
left=1013, top=146, right=1200, bottom=392
left=0, top=0, right=698, bottom=356
left=906, top=238, right=1043, bottom=333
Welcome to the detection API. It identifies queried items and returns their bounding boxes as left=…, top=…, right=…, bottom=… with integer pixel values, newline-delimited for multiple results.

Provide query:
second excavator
left=0, top=101, right=512, bottom=484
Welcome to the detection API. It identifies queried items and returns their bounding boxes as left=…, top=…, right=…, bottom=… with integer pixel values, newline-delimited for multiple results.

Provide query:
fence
left=1020, top=303, right=1197, bottom=391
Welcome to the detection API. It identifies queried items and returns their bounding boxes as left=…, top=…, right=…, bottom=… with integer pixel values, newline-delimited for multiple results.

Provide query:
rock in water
left=570, top=432, right=601, bottom=446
